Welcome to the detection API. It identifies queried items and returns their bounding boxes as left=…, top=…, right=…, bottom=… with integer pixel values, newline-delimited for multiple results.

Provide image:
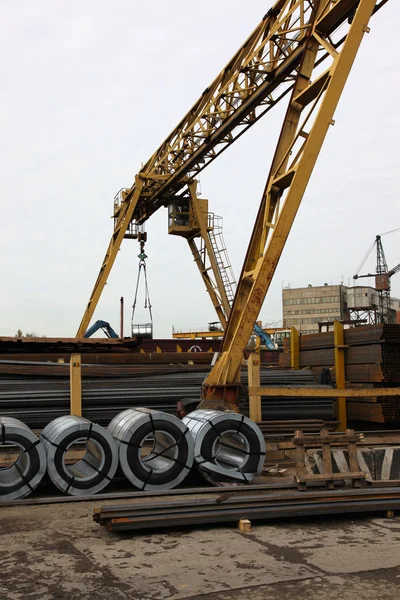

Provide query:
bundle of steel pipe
left=280, top=325, right=400, bottom=423
left=93, top=486, right=400, bottom=532
left=282, top=325, right=399, bottom=352
left=0, top=368, right=334, bottom=428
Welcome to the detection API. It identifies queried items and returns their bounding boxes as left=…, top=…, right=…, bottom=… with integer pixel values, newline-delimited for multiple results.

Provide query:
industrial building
left=283, top=284, right=400, bottom=334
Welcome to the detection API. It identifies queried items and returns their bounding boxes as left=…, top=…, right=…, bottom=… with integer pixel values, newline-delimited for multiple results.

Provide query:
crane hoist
left=353, top=230, right=400, bottom=324
left=77, top=0, right=390, bottom=411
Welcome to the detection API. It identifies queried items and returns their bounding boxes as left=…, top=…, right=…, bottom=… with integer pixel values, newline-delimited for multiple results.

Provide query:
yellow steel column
left=70, top=353, right=82, bottom=417
left=290, top=327, right=300, bottom=370
left=334, top=320, right=347, bottom=431
left=248, top=353, right=262, bottom=422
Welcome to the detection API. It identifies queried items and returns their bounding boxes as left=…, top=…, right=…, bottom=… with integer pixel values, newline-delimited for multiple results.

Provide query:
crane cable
left=131, top=252, right=153, bottom=334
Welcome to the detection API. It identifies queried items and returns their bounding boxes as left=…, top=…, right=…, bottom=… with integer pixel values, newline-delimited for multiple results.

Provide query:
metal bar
left=248, top=353, right=262, bottom=421
left=291, top=326, right=300, bottom=369
left=69, top=353, right=82, bottom=417
left=334, top=320, right=347, bottom=431
left=248, top=387, right=400, bottom=397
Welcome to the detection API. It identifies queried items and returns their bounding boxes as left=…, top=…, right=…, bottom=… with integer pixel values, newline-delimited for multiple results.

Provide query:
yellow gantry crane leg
left=77, top=177, right=144, bottom=337
left=202, top=0, right=377, bottom=408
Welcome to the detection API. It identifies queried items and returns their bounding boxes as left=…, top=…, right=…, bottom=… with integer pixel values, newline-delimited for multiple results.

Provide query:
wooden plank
left=296, top=472, right=366, bottom=482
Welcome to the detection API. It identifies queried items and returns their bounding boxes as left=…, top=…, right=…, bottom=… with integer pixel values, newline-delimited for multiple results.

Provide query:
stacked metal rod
left=280, top=325, right=400, bottom=423
left=0, top=367, right=334, bottom=428
left=93, top=486, right=400, bottom=532
left=256, top=419, right=337, bottom=436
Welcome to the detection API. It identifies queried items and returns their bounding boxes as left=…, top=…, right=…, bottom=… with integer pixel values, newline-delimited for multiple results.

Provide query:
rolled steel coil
left=40, top=415, right=118, bottom=496
left=182, top=409, right=266, bottom=483
left=0, top=416, right=46, bottom=501
left=108, top=408, right=194, bottom=491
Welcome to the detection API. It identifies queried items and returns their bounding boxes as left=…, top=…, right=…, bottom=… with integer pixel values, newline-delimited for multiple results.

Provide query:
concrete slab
left=0, top=502, right=400, bottom=600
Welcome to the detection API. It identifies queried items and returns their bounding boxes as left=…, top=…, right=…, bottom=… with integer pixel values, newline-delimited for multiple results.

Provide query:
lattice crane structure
left=78, top=0, right=390, bottom=410
left=354, top=233, right=400, bottom=324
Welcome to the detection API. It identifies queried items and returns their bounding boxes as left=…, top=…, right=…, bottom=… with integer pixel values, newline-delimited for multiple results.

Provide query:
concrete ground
left=0, top=502, right=400, bottom=600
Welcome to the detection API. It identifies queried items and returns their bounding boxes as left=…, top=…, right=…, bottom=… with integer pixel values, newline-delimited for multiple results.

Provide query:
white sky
left=0, top=1, right=399, bottom=338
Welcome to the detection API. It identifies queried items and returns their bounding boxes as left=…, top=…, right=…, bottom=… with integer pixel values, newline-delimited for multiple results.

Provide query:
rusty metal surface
left=93, top=486, right=400, bottom=532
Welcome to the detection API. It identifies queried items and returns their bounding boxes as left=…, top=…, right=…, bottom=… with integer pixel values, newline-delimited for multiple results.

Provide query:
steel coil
left=0, top=416, right=46, bottom=501
left=40, top=415, right=118, bottom=496
left=182, top=409, right=266, bottom=482
left=108, top=408, right=194, bottom=491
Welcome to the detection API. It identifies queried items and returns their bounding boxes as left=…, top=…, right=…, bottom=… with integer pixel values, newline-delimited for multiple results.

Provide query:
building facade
left=282, top=284, right=400, bottom=334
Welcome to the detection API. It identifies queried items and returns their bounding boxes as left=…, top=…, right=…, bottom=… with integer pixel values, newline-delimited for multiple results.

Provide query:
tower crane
left=353, top=231, right=400, bottom=324
left=77, top=0, right=390, bottom=410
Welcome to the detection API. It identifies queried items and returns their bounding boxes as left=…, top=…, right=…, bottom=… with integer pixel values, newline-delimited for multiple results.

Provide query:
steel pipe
left=40, top=415, right=118, bottom=496
left=182, top=409, right=265, bottom=483
left=0, top=416, right=46, bottom=501
left=108, top=408, right=194, bottom=491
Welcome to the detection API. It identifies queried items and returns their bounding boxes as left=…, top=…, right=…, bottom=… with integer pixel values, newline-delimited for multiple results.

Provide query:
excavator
left=77, top=0, right=390, bottom=411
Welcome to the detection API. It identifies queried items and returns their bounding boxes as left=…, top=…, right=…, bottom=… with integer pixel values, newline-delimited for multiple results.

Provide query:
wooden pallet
left=293, top=428, right=366, bottom=490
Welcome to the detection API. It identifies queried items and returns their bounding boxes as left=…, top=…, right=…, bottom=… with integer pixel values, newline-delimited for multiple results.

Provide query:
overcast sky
left=0, top=1, right=399, bottom=339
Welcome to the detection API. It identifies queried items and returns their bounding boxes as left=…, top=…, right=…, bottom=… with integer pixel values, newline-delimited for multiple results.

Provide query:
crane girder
left=119, top=1, right=366, bottom=223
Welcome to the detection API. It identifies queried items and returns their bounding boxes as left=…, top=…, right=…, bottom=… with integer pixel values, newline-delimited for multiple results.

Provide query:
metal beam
left=248, top=353, right=262, bottom=421
left=248, top=388, right=400, bottom=398
left=290, top=327, right=300, bottom=370
left=70, top=353, right=82, bottom=416
left=334, top=320, right=347, bottom=431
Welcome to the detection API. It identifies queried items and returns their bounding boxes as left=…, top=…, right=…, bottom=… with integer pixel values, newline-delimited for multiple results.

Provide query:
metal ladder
left=208, top=214, right=237, bottom=307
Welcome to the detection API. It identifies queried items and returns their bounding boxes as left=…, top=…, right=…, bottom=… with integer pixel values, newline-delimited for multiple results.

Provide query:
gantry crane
left=78, top=0, right=390, bottom=410
left=354, top=232, right=400, bottom=324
